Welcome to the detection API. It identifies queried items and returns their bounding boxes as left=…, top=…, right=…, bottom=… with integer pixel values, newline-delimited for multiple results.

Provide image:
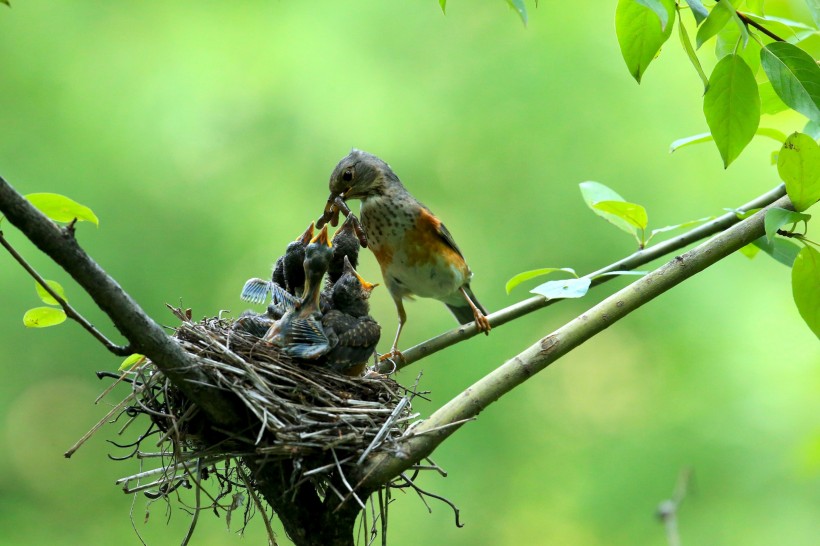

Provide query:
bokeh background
left=1, top=1, right=817, bottom=545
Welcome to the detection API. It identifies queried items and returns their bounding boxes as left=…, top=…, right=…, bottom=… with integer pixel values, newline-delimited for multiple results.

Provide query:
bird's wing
left=240, top=278, right=271, bottom=304
left=270, top=282, right=300, bottom=310
left=434, top=219, right=465, bottom=259
left=286, top=316, right=331, bottom=359
left=330, top=314, right=381, bottom=348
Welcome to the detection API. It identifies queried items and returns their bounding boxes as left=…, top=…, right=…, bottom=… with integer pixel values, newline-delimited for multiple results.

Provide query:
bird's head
left=328, top=149, right=396, bottom=201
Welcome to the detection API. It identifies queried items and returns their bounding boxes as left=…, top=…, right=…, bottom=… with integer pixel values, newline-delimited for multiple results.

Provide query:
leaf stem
left=0, top=229, right=133, bottom=356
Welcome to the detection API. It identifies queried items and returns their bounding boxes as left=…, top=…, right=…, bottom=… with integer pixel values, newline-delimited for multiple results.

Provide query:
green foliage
left=677, top=5, right=709, bottom=89
left=119, top=353, right=147, bottom=371
left=777, top=132, right=820, bottom=211
left=506, top=0, right=528, bottom=25
left=695, top=0, right=741, bottom=49
left=24, top=193, right=99, bottom=226
left=581, top=181, right=710, bottom=248
left=530, top=277, right=591, bottom=300
left=703, top=54, right=760, bottom=168
left=670, top=128, right=785, bottom=153
left=683, top=0, right=708, bottom=25
left=22, top=307, right=67, bottom=328
left=23, top=279, right=68, bottom=328
left=764, top=208, right=811, bottom=242
left=792, top=246, right=820, bottom=338
left=751, top=235, right=802, bottom=267
left=34, top=279, right=66, bottom=306
left=615, top=0, right=675, bottom=82
left=760, top=42, right=820, bottom=125
left=592, top=200, right=648, bottom=237
left=505, top=267, right=577, bottom=294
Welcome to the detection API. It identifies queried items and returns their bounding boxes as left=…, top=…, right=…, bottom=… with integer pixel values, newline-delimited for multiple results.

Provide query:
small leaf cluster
left=580, top=181, right=711, bottom=249
left=617, top=0, right=820, bottom=168
left=9, top=193, right=99, bottom=328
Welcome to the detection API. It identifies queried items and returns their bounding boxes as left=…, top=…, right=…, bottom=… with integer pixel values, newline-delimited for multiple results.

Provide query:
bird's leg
left=379, top=296, right=407, bottom=364
left=460, top=286, right=491, bottom=335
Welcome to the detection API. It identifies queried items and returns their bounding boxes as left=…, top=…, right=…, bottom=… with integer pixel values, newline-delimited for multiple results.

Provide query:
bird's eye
left=342, top=168, right=354, bottom=182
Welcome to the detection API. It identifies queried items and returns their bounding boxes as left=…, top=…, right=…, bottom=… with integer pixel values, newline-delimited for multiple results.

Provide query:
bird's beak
left=310, top=224, right=331, bottom=247
left=343, top=256, right=378, bottom=292
left=296, top=222, right=315, bottom=244
left=357, top=274, right=378, bottom=293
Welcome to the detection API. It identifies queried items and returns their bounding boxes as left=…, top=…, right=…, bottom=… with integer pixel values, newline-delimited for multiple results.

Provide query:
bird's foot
left=474, top=312, right=491, bottom=336
left=378, top=348, right=405, bottom=370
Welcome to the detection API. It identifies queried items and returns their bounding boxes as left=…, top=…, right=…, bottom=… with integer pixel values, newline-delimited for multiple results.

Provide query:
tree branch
left=385, top=184, right=786, bottom=371
left=0, top=176, right=245, bottom=428
left=358, top=193, right=794, bottom=488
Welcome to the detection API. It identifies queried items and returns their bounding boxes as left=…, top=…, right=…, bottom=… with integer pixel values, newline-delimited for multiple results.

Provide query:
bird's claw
left=474, top=313, right=491, bottom=335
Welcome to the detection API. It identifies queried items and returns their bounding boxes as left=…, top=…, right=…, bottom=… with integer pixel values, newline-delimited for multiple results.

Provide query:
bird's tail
left=445, top=285, right=488, bottom=325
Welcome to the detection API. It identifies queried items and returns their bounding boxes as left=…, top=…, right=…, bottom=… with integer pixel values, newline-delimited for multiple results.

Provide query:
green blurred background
left=1, top=1, right=817, bottom=545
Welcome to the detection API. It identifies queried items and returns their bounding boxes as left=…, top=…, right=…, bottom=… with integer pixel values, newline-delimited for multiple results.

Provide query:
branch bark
left=357, top=193, right=794, bottom=488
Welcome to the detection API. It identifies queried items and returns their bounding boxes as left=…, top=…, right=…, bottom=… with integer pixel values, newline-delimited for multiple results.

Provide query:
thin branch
left=382, top=184, right=786, bottom=371
left=736, top=11, right=786, bottom=43
left=0, top=176, right=245, bottom=428
left=358, top=193, right=794, bottom=488
left=0, top=230, right=133, bottom=355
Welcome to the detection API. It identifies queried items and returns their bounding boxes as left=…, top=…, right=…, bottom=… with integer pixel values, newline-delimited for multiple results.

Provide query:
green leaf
left=119, top=353, right=147, bottom=371
left=592, top=200, right=649, bottom=230
left=684, top=0, right=708, bottom=25
left=738, top=243, right=761, bottom=258
left=752, top=235, right=802, bottom=267
left=25, top=193, right=99, bottom=226
left=703, top=54, right=760, bottom=168
left=579, top=181, right=637, bottom=235
left=759, top=81, right=790, bottom=115
left=23, top=307, right=67, bottom=328
left=505, top=267, right=577, bottom=294
left=615, top=0, right=676, bottom=83
left=727, top=207, right=760, bottom=220
left=792, top=246, right=820, bottom=338
left=0, top=0, right=9, bottom=7
left=506, top=0, right=527, bottom=25
left=760, top=42, right=820, bottom=125
left=777, top=132, right=820, bottom=211
left=35, top=280, right=67, bottom=305
left=715, top=15, right=760, bottom=74
left=531, top=277, right=592, bottom=300
left=804, top=119, right=820, bottom=140
left=678, top=8, right=709, bottom=90
left=439, top=0, right=446, bottom=14
left=808, top=0, right=820, bottom=29
left=669, top=132, right=713, bottom=152
left=764, top=207, right=812, bottom=242
left=635, top=0, right=669, bottom=30
left=695, top=0, right=736, bottom=48
left=670, top=128, right=784, bottom=154
left=648, top=216, right=714, bottom=243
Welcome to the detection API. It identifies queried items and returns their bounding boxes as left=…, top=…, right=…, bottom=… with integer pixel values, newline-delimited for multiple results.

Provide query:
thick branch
left=387, top=184, right=786, bottom=371
left=0, top=176, right=244, bottom=428
left=359, top=193, right=794, bottom=488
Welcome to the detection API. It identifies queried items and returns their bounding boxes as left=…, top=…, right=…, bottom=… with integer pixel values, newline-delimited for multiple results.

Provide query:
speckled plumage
left=326, top=149, right=490, bottom=357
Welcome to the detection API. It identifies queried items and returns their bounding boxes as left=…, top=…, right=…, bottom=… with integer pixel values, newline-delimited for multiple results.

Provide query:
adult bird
left=325, top=149, right=490, bottom=358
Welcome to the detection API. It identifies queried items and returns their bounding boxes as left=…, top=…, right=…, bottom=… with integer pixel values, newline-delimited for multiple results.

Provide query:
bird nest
left=87, top=307, right=438, bottom=542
